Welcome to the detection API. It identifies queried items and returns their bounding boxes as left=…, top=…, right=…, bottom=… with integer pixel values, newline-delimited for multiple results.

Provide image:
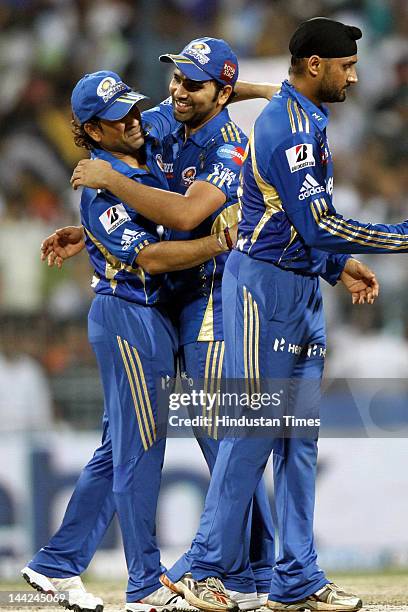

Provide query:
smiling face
left=168, top=68, right=231, bottom=130
left=84, top=105, right=145, bottom=156
left=317, top=55, right=358, bottom=102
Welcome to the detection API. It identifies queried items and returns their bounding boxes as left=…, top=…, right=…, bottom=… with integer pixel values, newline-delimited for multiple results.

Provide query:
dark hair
left=289, top=56, right=307, bottom=76
left=71, top=114, right=101, bottom=150
left=212, top=79, right=234, bottom=106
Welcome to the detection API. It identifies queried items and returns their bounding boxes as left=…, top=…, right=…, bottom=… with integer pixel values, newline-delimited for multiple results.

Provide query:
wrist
left=344, top=257, right=360, bottom=273
left=102, top=168, right=117, bottom=190
left=216, top=231, right=228, bottom=252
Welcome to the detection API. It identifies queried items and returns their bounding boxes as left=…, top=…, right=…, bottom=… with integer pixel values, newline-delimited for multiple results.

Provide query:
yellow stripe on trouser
left=117, top=336, right=155, bottom=450
left=202, top=341, right=213, bottom=420
left=243, top=287, right=260, bottom=398
left=243, top=286, right=250, bottom=395
left=210, top=341, right=225, bottom=440
left=206, top=341, right=220, bottom=435
left=130, top=344, right=156, bottom=441
left=253, top=299, right=260, bottom=392
left=117, top=336, right=149, bottom=451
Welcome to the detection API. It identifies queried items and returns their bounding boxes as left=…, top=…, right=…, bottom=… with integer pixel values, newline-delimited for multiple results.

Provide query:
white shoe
left=257, top=595, right=269, bottom=607
left=226, top=591, right=260, bottom=611
left=21, top=566, right=104, bottom=612
left=126, top=585, right=198, bottom=612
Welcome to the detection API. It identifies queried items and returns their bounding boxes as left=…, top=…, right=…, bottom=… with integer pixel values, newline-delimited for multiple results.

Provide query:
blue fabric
left=238, top=80, right=408, bottom=268
left=162, top=108, right=246, bottom=344
left=182, top=251, right=328, bottom=601
left=30, top=416, right=116, bottom=578
left=166, top=341, right=275, bottom=592
left=80, top=144, right=169, bottom=306
left=160, top=38, right=239, bottom=86
left=29, top=296, right=177, bottom=601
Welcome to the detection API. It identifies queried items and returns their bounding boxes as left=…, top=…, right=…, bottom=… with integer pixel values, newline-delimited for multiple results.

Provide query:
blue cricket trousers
left=29, top=294, right=177, bottom=602
left=187, top=250, right=329, bottom=602
left=166, top=339, right=275, bottom=593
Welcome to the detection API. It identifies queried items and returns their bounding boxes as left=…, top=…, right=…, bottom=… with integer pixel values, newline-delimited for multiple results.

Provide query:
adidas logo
left=298, top=174, right=325, bottom=200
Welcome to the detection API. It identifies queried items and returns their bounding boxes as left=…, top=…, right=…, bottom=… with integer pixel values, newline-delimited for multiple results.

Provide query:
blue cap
left=160, top=37, right=239, bottom=86
left=71, top=71, right=148, bottom=124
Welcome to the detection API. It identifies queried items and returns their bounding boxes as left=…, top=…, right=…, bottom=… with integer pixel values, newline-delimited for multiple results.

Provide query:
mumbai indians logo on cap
left=184, top=41, right=211, bottom=65
left=96, top=76, right=127, bottom=103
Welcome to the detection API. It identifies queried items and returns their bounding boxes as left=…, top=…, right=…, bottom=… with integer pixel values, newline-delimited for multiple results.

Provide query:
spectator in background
left=0, top=315, right=53, bottom=432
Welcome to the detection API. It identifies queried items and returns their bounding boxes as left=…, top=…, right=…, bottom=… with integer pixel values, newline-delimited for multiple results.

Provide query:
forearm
left=102, top=170, right=207, bottom=230
left=136, top=234, right=228, bottom=275
left=232, top=81, right=280, bottom=103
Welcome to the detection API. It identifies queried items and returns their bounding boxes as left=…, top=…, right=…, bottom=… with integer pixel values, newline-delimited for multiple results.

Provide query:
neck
left=184, top=105, right=224, bottom=139
left=104, top=146, right=146, bottom=168
left=289, top=76, right=321, bottom=108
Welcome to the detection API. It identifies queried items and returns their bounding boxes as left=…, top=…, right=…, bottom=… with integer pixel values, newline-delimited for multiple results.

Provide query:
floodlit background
left=0, top=0, right=407, bottom=583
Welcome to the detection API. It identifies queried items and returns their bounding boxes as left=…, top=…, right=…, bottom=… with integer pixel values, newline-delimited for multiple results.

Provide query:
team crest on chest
left=181, top=166, right=197, bottom=186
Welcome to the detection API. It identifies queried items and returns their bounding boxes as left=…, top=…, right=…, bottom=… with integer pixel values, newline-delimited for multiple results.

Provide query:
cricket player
left=138, top=17, right=408, bottom=612
left=24, top=52, right=281, bottom=612
left=37, top=39, right=278, bottom=612
left=70, top=36, right=380, bottom=612
left=22, top=70, right=240, bottom=612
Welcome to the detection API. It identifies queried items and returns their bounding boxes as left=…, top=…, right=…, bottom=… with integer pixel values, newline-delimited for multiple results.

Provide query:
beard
left=318, top=74, right=348, bottom=103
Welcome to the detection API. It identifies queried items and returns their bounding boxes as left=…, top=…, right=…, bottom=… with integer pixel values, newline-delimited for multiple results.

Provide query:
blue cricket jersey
left=143, top=102, right=245, bottom=345
left=238, top=80, right=408, bottom=269
left=80, top=143, right=169, bottom=307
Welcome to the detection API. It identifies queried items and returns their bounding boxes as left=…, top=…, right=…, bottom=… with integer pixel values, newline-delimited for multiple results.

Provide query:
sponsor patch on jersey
left=298, top=173, right=325, bottom=200
left=220, top=61, right=237, bottom=83
left=99, top=204, right=130, bottom=234
left=181, top=166, right=197, bottom=186
left=209, top=162, right=237, bottom=188
left=285, top=143, right=315, bottom=173
left=217, top=144, right=245, bottom=165
left=121, top=228, right=146, bottom=251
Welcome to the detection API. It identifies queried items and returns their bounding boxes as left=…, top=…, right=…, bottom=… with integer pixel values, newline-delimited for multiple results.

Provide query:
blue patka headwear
left=160, top=37, right=239, bottom=87
left=71, top=71, right=148, bottom=124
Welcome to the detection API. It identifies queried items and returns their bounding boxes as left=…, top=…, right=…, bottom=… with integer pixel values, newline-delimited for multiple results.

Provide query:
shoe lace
left=204, top=577, right=227, bottom=595
left=327, top=583, right=348, bottom=595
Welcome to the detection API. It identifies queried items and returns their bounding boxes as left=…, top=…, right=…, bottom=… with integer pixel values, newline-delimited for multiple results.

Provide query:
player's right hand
left=41, top=226, right=86, bottom=269
left=71, top=159, right=113, bottom=190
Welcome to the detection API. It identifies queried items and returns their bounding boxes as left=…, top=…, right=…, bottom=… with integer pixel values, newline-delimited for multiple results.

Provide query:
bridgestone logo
left=298, top=174, right=325, bottom=200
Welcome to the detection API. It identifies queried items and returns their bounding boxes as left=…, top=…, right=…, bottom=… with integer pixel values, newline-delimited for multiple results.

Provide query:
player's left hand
left=41, top=226, right=85, bottom=269
left=340, top=258, right=379, bottom=305
left=71, top=159, right=113, bottom=190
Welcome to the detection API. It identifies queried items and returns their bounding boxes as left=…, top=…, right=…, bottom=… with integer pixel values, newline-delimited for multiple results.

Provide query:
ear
left=307, top=55, right=324, bottom=78
left=84, top=121, right=102, bottom=143
left=218, top=84, right=233, bottom=106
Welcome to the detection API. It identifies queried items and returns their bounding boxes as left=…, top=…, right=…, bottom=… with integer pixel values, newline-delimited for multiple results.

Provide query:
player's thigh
left=180, top=341, right=225, bottom=381
left=223, top=255, right=302, bottom=380
left=88, top=296, right=177, bottom=465
left=181, top=341, right=224, bottom=457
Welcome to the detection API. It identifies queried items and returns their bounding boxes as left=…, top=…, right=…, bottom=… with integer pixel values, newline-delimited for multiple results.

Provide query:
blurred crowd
left=0, top=0, right=407, bottom=429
